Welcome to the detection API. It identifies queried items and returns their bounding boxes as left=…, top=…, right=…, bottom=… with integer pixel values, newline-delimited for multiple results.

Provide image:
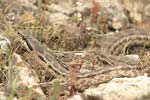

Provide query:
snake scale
left=14, top=28, right=150, bottom=90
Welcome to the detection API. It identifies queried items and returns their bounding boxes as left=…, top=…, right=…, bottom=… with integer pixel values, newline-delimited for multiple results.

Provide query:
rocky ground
left=0, top=0, right=150, bottom=100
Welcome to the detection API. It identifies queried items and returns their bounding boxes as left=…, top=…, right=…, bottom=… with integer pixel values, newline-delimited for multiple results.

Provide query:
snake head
left=17, top=30, right=29, bottom=40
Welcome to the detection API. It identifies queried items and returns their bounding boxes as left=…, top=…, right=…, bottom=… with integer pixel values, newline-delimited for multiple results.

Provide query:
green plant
left=49, top=79, right=61, bottom=100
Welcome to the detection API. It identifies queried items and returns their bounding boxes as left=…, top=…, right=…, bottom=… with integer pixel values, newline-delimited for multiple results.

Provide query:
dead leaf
left=20, top=11, right=36, bottom=24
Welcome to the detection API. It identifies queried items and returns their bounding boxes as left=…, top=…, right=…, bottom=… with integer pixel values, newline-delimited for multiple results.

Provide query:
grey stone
left=84, top=74, right=150, bottom=100
left=117, top=54, right=141, bottom=65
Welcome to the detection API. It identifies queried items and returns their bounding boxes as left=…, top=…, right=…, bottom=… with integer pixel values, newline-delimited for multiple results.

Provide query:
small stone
left=80, top=62, right=92, bottom=73
left=130, top=12, right=142, bottom=23
left=16, top=0, right=37, bottom=9
left=118, top=54, right=141, bottom=65
left=16, top=0, right=36, bottom=5
left=112, top=17, right=122, bottom=29
left=28, top=0, right=37, bottom=4
left=68, top=94, right=83, bottom=100
left=84, top=88, right=103, bottom=100
left=0, top=87, right=7, bottom=100
left=144, top=4, right=150, bottom=16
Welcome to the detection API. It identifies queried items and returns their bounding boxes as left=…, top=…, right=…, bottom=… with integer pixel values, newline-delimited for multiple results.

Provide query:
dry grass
left=1, top=0, right=150, bottom=99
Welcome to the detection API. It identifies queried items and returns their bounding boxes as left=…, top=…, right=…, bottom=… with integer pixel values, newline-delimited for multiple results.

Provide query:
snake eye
left=17, top=31, right=28, bottom=40
left=17, top=31, right=22, bottom=35
left=17, top=31, right=23, bottom=38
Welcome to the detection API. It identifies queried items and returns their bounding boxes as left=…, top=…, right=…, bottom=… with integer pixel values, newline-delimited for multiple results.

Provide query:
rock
left=0, top=35, right=11, bottom=54
left=0, top=35, right=11, bottom=67
left=46, top=0, right=78, bottom=25
left=0, top=35, right=20, bottom=100
left=80, top=61, right=92, bottom=73
left=0, top=87, right=18, bottom=100
left=84, top=85, right=105, bottom=100
left=68, top=94, right=83, bottom=100
left=48, top=3, right=74, bottom=15
left=28, top=0, right=37, bottom=4
left=16, top=0, right=36, bottom=5
left=113, top=0, right=150, bottom=23
left=101, top=2, right=130, bottom=30
left=144, top=4, right=150, bottom=16
left=0, top=87, right=7, bottom=100
left=15, top=0, right=37, bottom=9
left=5, top=12, right=19, bottom=22
left=76, top=0, right=130, bottom=31
left=76, top=0, right=92, bottom=15
left=48, top=12, right=69, bottom=25
left=0, top=33, right=46, bottom=100
left=12, top=53, right=46, bottom=100
left=84, top=74, right=150, bottom=100
left=117, top=54, right=141, bottom=65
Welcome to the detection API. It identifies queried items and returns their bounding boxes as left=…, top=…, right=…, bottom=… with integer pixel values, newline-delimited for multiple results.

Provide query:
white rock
left=144, top=4, right=150, bottom=16
left=48, top=13, right=69, bottom=25
left=118, top=54, right=141, bottom=65
left=0, top=88, right=7, bottom=100
left=16, top=0, right=37, bottom=9
left=13, top=54, right=46, bottom=100
left=0, top=86, right=18, bottom=100
left=84, top=74, right=150, bottom=100
left=68, top=94, right=83, bottom=100
left=48, top=3, right=74, bottom=15
left=16, top=0, right=36, bottom=5
left=0, top=35, right=11, bottom=54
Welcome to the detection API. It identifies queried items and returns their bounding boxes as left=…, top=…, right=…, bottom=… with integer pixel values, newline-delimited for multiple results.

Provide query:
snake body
left=16, top=28, right=150, bottom=90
